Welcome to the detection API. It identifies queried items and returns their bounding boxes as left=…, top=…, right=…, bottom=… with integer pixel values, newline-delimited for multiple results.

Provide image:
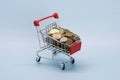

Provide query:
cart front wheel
left=60, top=63, right=65, bottom=70
left=36, top=56, right=41, bottom=62
left=70, top=57, right=75, bottom=64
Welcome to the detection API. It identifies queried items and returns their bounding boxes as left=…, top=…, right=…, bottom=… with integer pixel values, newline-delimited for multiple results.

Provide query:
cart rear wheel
left=70, top=57, right=75, bottom=64
left=36, top=56, right=41, bottom=62
left=60, top=63, right=65, bottom=70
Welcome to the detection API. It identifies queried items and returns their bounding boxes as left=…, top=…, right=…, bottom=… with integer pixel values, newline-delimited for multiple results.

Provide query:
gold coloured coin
left=48, top=28, right=60, bottom=35
left=59, top=28, right=65, bottom=34
left=52, top=33, right=62, bottom=40
left=65, top=32, right=74, bottom=38
left=72, top=34, right=80, bottom=41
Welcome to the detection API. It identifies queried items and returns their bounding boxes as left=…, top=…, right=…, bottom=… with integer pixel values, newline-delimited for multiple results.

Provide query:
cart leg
left=60, top=52, right=75, bottom=64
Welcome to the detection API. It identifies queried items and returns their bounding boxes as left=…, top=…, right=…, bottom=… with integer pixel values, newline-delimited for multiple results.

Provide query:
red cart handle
left=33, top=13, right=59, bottom=27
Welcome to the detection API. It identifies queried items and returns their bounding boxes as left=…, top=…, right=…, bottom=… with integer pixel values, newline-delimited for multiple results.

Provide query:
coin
left=59, top=28, right=65, bottom=34
left=60, top=37, right=68, bottom=42
left=64, top=29, right=70, bottom=33
left=65, top=32, right=74, bottom=38
left=52, top=33, right=62, bottom=40
left=48, top=28, right=60, bottom=35
left=72, top=34, right=80, bottom=41
left=66, top=38, right=73, bottom=45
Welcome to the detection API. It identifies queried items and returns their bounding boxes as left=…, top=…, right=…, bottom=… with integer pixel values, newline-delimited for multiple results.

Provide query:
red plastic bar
left=70, top=41, right=82, bottom=55
left=34, top=13, right=59, bottom=27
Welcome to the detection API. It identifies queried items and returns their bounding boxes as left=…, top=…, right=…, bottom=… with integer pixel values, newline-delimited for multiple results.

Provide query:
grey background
left=0, top=0, right=120, bottom=80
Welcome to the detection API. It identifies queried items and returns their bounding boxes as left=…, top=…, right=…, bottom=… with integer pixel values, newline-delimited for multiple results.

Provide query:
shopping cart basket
left=33, top=13, right=82, bottom=70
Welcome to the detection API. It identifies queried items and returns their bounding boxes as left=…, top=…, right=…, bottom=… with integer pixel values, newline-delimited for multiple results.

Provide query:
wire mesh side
left=36, top=22, right=59, bottom=49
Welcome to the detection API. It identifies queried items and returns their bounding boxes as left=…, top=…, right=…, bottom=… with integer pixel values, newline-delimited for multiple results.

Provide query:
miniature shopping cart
left=33, top=13, right=82, bottom=70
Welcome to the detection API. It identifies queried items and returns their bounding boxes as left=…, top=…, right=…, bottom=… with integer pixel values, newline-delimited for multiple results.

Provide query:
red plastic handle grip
left=33, top=13, right=59, bottom=27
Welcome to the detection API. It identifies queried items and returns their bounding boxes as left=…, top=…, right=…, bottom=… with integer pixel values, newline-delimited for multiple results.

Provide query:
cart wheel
left=70, top=57, right=75, bottom=64
left=60, top=63, right=65, bottom=70
left=36, top=56, right=41, bottom=62
left=53, top=51, right=56, bottom=54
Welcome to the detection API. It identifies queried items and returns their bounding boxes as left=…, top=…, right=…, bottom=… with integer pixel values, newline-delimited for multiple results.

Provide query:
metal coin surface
left=52, top=33, right=62, bottom=40
left=59, top=28, right=65, bottom=34
left=66, top=38, right=73, bottom=45
left=65, top=32, right=74, bottom=38
left=60, top=37, right=68, bottom=42
left=48, top=28, right=60, bottom=35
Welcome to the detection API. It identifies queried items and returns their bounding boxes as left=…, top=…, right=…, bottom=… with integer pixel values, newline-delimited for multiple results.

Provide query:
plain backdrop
left=0, top=0, right=120, bottom=80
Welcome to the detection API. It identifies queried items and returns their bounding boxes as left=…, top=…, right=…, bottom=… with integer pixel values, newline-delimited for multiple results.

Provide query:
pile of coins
left=48, top=27, right=80, bottom=45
